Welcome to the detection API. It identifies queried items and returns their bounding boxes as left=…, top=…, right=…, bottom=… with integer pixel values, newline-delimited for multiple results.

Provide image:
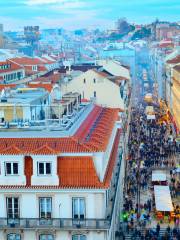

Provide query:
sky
left=0, top=0, right=179, bottom=31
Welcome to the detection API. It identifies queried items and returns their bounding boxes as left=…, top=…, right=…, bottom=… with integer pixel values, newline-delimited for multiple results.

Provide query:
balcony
left=0, top=218, right=110, bottom=230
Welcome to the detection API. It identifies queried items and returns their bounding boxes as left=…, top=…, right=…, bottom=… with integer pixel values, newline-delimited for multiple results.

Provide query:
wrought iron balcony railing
left=0, top=218, right=110, bottom=230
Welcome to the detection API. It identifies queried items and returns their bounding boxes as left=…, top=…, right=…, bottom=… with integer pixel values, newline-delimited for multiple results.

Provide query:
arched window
left=7, top=234, right=21, bottom=240
left=39, top=234, right=54, bottom=240
left=72, top=235, right=86, bottom=240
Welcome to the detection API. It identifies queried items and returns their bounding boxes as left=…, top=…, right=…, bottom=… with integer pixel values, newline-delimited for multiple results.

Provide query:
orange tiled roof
left=28, top=83, right=53, bottom=92
left=0, top=105, right=119, bottom=155
left=0, top=84, right=17, bottom=90
left=0, top=137, right=91, bottom=155
left=10, top=57, right=45, bottom=66
left=0, top=129, right=121, bottom=189
left=0, top=60, right=23, bottom=73
left=32, top=144, right=58, bottom=155
left=75, top=106, right=119, bottom=151
left=0, top=145, right=22, bottom=155
left=57, top=156, right=104, bottom=188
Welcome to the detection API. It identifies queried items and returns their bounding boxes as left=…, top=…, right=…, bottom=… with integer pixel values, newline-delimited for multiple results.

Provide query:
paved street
left=120, top=50, right=180, bottom=239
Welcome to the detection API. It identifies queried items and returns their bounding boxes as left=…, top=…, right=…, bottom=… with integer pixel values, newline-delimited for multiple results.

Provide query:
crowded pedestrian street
left=119, top=64, right=180, bottom=239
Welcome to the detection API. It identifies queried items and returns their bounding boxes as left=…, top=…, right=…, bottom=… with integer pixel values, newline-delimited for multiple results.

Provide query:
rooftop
left=0, top=104, right=119, bottom=153
left=0, top=87, right=48, bottom=104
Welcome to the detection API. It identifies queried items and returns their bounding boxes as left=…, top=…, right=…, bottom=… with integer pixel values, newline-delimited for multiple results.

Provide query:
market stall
left=152, top=170, right=167, bottom=185
left=154, top=185, right=174, bottom=221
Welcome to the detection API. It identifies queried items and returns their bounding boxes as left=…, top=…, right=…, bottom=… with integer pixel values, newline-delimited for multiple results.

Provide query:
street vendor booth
left=154, top=185, right=174, bottom=221
left=152, top=170, right=167, bottom=185
left=147, top=114, right=156, bottom=120
left=144, top=93, right=153, bottom=103
left=145, top=106, right=154, bottom=114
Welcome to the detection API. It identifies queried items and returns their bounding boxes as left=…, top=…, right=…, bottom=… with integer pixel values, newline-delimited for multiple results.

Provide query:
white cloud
left=25, top=0, right=78, bottom=6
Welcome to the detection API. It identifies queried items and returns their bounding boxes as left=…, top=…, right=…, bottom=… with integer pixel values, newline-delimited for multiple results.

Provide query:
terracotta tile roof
left=38, top=65, right=48, bottom=72
left=0, top=84, right=16, bottom=90
left=10, top=57, right=45, bottom=66
left=159, top=42, right=174, bottom=48
left=0, top=60, right=23, bottom=73
left=167, top=55, right=180, bottom=64
left=57, top=156, right=104, bottom=188
left=0, top=129, right=121, bottom=189
left=103, top=129, right=121, bottom=187
left=0, top=137, right=91, bottom=155
left=32, top=144, right=58, bottom=155
left=0, top=145, right=22, bottom=155
left=28, top=83, right=53, bottom=92
left=75, top=107, right=119, bottom=151
left=0, top=105, right=119, bottom=155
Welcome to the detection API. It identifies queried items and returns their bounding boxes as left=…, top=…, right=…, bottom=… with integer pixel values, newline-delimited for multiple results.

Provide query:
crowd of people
left=120, top=100, right=180, bottom=239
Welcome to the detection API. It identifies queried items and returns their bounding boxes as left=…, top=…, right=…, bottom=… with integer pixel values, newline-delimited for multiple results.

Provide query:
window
left=39, top=235, right=54, bottom=240
left=93, top=78, right=96, bottom=83
left=38, top=162, right=51, bottom=175
left=6, top=197, right=19, bottom=219
left=83, top=78, right=86, bottom=83
left=72, top=198, right=85, bottom=219
left=72, top=235, right=86, bottom=240
left=7, top=234, right=21, bottom=240
left=5, top=162, right=18, bottom=175
left=93, top=91, right=96, bottom=98
left=39, top=198, right=52, bottom=219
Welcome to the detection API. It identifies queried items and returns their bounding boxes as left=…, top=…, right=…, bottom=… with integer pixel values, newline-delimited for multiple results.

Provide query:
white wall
left=0, top=230, right=106, bottom=240
left=0, top=190, right=105, bottom=219
left=0, top=155, right=26, bottom=185
left=63, top=70, right=125, bottom=109
left=31, top=155, right=59, bottom=186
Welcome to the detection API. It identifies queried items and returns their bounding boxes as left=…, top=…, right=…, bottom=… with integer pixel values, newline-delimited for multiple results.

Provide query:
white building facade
left=0, top=104, right=125, bottom=240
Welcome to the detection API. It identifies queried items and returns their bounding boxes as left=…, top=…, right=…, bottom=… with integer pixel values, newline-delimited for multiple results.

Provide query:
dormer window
left=5, top=162, right=19, bottom=176
left=32, top=65, right=37, bottom=71
left=37, top=162, right=51, bottom=175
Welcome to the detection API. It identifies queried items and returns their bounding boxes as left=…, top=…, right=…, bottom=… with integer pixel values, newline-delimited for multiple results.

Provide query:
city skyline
left=0, top=0, right=179, bottom=31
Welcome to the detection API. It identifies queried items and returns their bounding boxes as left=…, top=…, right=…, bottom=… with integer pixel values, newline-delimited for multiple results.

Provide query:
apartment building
left=0, top=60, right=25, bottom=83
left=0, top=102, right=124, bottom=240
left=62, top=60, right=130, bottom=111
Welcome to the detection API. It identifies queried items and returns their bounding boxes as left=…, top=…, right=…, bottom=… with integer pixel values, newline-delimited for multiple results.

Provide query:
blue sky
left=0, top=0, right=179, bottom=30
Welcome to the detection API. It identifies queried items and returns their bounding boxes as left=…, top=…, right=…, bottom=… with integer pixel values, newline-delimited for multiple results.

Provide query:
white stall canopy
left=154, top=185, right=174, bottom=212
left=152, top=170, right=166, bottom=182
left=147, top=115, right=156, bottom=120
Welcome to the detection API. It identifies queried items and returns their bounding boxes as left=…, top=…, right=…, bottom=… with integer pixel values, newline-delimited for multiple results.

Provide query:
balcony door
left=72, top=235, right=86, bottom=240
left=72, top=198, right=85, bottom=219
left=6, top=197, right=19, bottom=225
left=7, top=234, right=21, bottom=240
left=39, top=198, right=52, bottom=219
left=39, top=234, right=54, bottom=240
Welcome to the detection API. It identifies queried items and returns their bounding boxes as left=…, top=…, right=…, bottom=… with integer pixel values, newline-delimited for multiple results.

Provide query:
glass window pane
left=46, top=163, right=51, bottom=174
left=39, top=163, right=44, bottom=174
left=72, top=236, right=78, bottom=240
left=40, top=235, right=54, bottom=240
left=72, top=198, right=78, bottom=218
left=80, top=199, right=85, bottom=217
left=6, top=163, right=11, bottom=174
left=80, top=235, right=86, bottom=240
left=13, top=163, right=18, bottom=174
left=7, top=233, right=21, bottom=240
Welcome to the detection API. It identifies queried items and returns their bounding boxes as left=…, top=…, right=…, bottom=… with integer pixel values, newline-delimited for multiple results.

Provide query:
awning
left=154, top=185, right=174, bottom=212
left=152, top=170, right=166, bottom=182
left=147, top=115, right=156, bottom=120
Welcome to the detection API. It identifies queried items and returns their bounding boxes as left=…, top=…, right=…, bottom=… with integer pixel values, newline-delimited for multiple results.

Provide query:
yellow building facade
left=172, top=65, right=180, bottom=134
